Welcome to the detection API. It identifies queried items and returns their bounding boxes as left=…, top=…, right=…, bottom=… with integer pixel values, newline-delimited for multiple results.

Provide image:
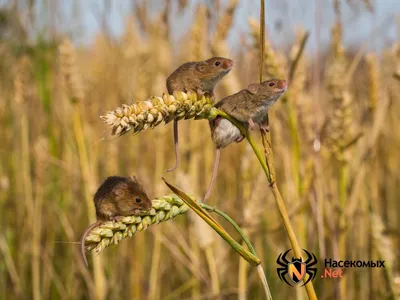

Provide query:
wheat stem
left=162, top=180, right=272, bottom=299
left=202, top=203, right=272, bottom=300
left=283, top=32, right=310, bottom=196
left=204, top=247, right=220, bottom=297
left=163, top=180, right=260, bottom=265
left=59, top=38, right=106, bottom=299
left=201, top=204, right=256, bottom=255
left=83, top=192, right=269, bottom=295
left=215, top=110, right=318, bottom=299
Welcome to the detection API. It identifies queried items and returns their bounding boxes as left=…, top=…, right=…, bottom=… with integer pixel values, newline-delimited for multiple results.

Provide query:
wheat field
left=0, top=0, right=399, bottom=299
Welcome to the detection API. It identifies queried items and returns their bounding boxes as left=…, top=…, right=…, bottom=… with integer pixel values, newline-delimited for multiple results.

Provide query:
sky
left=43, top=0, right=400, bottom=52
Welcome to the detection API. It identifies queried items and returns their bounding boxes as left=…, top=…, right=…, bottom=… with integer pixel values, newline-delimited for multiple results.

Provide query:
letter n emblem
left=288, top=260, right=306, bottom=284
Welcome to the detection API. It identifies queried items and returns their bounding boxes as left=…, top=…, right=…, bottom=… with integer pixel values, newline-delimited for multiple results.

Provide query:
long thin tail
left=204, top=148, right=221, bottom=202
left=166, top=120, right=180, bottom=172
left=80, top=221, right=102, bottom=268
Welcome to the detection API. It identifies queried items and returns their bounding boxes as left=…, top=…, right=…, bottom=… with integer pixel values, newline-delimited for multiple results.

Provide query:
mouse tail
left=80, top=221, right=102, bottom=268
left=204, top=148, right=221, bottom=203
left=166, top=120, right=180, bottom=172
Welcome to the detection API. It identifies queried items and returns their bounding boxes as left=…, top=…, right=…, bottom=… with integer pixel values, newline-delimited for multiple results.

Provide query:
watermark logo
left=276, top=249, right=317, bottom=286
left=321, top=259, right=385, bottom=279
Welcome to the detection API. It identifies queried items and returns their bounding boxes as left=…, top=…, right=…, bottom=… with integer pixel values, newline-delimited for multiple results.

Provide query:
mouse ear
left=195, top=63, right=206, bottom=72
left=131, top=175, right=138, bottom=183
left=247, top=83, right=259, bottom=94
left=113, top=184, right=126, bottom=196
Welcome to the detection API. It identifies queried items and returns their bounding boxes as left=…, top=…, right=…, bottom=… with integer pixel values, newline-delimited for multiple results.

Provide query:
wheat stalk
left=84, top=190, right=258, bottom=263
left=248, top=18, right=286, bottom=79
left=101, top=91, right=214, bottom=136
left=84, top=195, right=189, bottom=255
left=59, top=39, right=84, bottom=103
left=366, top=53, right=380, bottom=115
left=59, top=38, right=107, bottom=299
left=392, top=43, right=400, bottom=80
left=190, top=5, right=207, bottom=61
left=371, top=213, right=397, bottom=298
left=212, top=0, right=238, bottom=42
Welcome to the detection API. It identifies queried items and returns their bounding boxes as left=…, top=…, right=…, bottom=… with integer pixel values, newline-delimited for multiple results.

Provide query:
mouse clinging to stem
left=165, top=57, right=233, bottom=172
left=204, top=79, right=287, bottom=202
left=219, top=79, right=288, bottom=131
left=80, top=176, right=152, bottom=268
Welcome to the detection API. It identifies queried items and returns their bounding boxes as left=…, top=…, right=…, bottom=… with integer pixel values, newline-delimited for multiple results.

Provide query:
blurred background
left=0, top=0, right=399, bottom=299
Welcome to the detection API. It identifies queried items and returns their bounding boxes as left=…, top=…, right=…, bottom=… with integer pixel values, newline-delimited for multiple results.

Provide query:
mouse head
left=195, top=57, right=233, bottom=81
left=113, top=176, right=152, bottom=215
left=247, top=79, right=287, bottom=97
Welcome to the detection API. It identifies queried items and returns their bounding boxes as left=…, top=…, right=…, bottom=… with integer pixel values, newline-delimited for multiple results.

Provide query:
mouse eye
left=269, top=82, right=275, bottom=87
left=135, top=198, right=141, bottom=203
left=215, top=61, right=221, bottom=66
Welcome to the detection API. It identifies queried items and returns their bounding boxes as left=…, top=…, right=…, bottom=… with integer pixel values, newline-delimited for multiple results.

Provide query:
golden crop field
left=0, top=0, right=399, bottom=299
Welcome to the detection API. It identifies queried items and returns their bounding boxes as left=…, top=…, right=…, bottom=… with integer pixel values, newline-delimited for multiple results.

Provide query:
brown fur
left=166, top=57, right=233, bottom=94
left=204, top=79, right=287, bottom=202
left=80, top=176, right=152, bottom=268
left=165, top=57, right=233, bottom=172
left=215, top=79, right=287, bottom=123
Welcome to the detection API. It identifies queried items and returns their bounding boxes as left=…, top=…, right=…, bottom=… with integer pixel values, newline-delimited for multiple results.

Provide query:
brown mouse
left=80, top=176, right=152, bottom=268
left=165, top=57, right=233, bottom=172
left=216, top=79, right=287, bottom=131
left=204, top=79, right=287, bottom=202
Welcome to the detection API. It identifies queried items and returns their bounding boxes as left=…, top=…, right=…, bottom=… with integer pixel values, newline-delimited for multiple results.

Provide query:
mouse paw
left=248, top=118, right=258, bottom=130
left=235, top=135, right=245, bottom=143
left=260, top=123, right=270, bottom=133
left=195, top=89, right=205, bottom=97
left=112, top=216, right=124, bottom=223
left=199, top=90, right=215, bottom=100
left=213, top=116, right=222, bottom=127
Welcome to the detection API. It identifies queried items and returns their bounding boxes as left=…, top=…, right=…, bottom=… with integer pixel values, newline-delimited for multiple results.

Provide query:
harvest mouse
left=80, top=176, right=152, bottom=268
left=204, top=79, right=287, bottom=202
left=165, top=57, right=233, bottom=172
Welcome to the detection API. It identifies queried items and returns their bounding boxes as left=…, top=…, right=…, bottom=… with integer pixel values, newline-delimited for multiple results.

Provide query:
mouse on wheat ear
left=204, top=79, right=287, bottom=203
left=165, top=57, right=233, bottom=173
left=80, top=176, right=152, bottom=268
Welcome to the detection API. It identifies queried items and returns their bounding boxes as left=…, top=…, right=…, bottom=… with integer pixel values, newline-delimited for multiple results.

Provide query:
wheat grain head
left=84, top=194, right=189, bottom=256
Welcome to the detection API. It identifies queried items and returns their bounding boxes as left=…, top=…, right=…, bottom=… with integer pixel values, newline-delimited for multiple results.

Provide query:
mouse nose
left=278, top=80, right=287, bottom=90
left=225, top=59, right=233, bottom=69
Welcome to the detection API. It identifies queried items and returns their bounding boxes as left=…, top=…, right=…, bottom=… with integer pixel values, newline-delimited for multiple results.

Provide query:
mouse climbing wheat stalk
left=165, top=57, right=233, bottom=172
left=204, top=79, right=287, bottom=202
left=80, top=176, right=152, bottom=268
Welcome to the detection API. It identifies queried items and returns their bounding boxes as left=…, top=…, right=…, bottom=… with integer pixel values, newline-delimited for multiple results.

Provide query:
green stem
left=284, top=32, right=309, bottom=196
left=162, top=179, right=260, bottom=266
left=201, top=203, right=272, bottom=300
left=285, top=99, right=302, bottom=195
left=201, top=204, right=257, bottom=256
left=215, top=110, right=272, bottom=181
left=162, top=180, right=272, bottom=299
